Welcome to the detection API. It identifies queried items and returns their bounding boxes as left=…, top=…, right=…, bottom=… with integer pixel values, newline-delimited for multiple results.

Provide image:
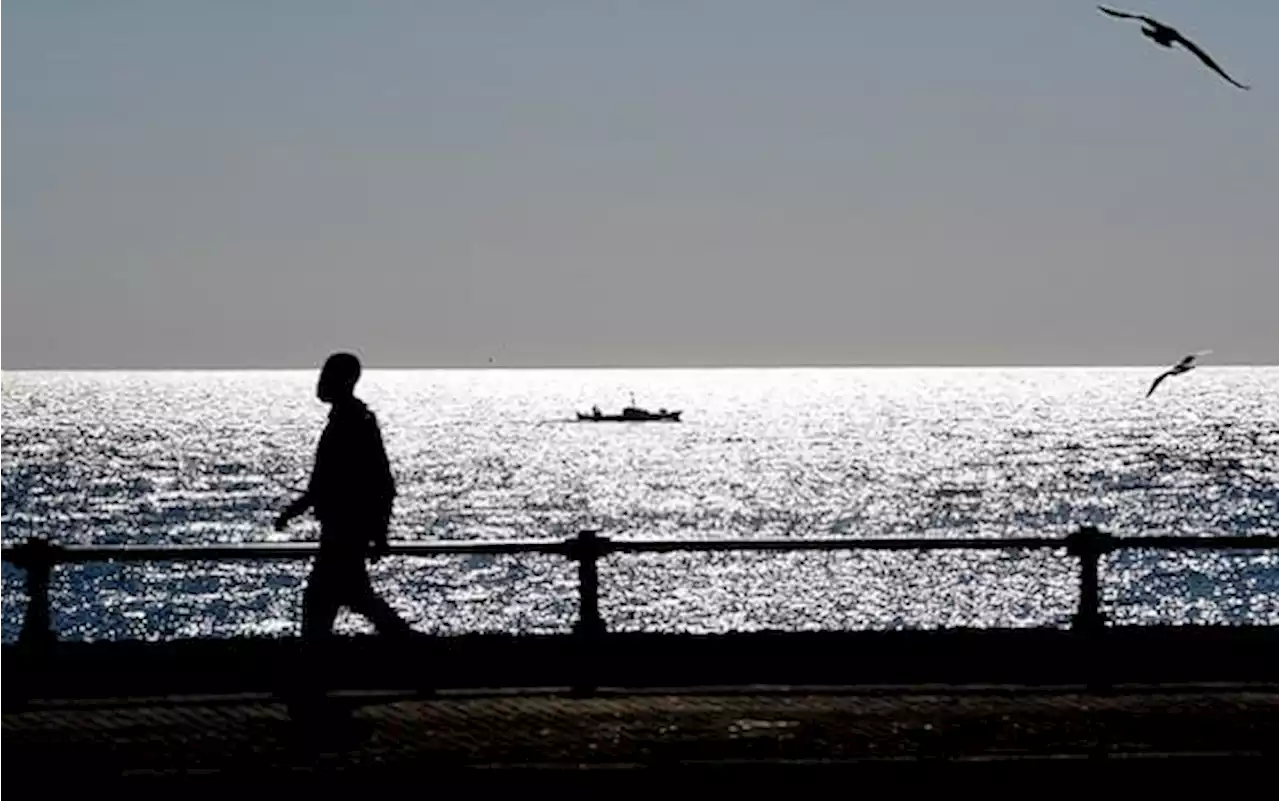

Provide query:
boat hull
left=576, top=411, right=681, bottom=422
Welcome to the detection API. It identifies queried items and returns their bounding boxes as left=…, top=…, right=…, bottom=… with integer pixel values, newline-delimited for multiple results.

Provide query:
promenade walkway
left=5, top=683, right=1274, bottom=795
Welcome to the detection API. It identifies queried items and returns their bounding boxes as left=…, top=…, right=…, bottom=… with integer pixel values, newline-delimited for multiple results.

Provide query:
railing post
left=16, top=536, right=59, bottom=650
left=567, top=530, right=610, bottom=697
left=570, top=530, right=609, bottom=638
left=1066, top=526, right=1110, bottom=634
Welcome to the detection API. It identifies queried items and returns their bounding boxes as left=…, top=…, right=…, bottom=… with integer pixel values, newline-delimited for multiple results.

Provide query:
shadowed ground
left=5, top=627, right=1275, bottom=793
left=4, top=684, right=1275, bottom=795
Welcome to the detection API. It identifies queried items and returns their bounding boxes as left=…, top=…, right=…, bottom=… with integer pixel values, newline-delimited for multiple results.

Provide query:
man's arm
left=277, top=418, right=335, bottom=531
left=276, top=448, right=321, bottom=531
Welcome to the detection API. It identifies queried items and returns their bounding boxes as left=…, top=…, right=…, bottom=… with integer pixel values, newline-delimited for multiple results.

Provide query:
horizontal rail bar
left=615, top=536, right=1063, bottom=553
left=2, top=534, right=1274, bottom=566
left=1102, top=535, right=1279, bottom=551
left=0, top=539, right=571, bottom=564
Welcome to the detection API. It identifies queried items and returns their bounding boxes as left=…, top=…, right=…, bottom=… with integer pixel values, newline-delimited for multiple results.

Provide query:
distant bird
left=1146, top=351, right=1210, bottom=397
left=1098, top=6, right=1249, bottom=90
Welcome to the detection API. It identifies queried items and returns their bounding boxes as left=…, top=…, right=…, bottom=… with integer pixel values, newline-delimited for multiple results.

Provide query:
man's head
left=317, top=352, right=361, bottom=403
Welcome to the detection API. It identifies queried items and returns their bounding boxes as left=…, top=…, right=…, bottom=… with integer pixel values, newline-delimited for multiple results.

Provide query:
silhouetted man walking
left=276, top=352, right=414, bottom=639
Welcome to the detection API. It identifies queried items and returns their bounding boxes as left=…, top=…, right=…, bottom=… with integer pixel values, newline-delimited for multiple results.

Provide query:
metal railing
left=2, top=527, right=1276, bottom=648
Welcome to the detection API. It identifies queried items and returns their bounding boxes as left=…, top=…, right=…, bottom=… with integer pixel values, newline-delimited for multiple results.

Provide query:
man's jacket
left=305, top=398, right=396, bottom=536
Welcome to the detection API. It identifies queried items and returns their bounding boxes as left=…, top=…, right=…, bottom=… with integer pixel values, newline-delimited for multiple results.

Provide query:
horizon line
left=2, top=361, right=1276, bottom=373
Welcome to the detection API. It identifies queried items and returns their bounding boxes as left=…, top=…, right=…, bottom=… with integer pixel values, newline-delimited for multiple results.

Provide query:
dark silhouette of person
left=275, top=352, right=415, bottom=640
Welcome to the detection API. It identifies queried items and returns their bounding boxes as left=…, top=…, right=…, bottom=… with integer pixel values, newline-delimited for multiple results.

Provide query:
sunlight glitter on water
left=2, top=367, right=1276, bottom=640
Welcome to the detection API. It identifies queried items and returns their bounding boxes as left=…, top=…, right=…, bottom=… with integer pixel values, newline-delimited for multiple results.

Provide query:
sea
left=2, top=367, right=1277, bottom=643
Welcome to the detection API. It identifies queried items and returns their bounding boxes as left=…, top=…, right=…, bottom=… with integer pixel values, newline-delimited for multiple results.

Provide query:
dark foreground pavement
left=4, top=683, right=1276, bottom=796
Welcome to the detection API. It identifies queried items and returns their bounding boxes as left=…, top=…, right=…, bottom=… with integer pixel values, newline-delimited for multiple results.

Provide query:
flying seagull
left=1098, top=6, right=1249, bottom=90
left=1146, top=351, right=1210, bottom=397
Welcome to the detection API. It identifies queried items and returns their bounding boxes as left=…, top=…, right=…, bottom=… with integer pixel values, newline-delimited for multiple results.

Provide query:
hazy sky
left=4, top=1, right=1276, bottom=369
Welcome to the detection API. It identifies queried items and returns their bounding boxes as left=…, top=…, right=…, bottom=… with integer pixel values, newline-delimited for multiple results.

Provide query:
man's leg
left=347, top=565, right=415, bottom=637
left=301, top=560, right=344, bottom=640
left=289, top=560, right=345, bottom=725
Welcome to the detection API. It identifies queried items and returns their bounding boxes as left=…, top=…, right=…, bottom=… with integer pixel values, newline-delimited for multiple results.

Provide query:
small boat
left=577, top=403, right=682, bottom=422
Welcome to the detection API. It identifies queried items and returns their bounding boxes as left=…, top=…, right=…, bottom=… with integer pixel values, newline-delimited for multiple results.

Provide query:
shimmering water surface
left=2, top=367, right=1276, bottom=642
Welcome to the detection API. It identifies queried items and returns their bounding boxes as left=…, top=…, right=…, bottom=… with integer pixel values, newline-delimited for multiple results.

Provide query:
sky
left=3, top=1, right=1276, bottom=369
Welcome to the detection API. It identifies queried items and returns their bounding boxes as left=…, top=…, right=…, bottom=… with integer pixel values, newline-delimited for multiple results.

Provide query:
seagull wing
left=1173, top=32, right=1249, bottom=89
left=1179, top=349, right=1214, bottom=368
left=1097, top=6, right=1161, bottom=26
left=1146, top=370, right=1173, bottom=397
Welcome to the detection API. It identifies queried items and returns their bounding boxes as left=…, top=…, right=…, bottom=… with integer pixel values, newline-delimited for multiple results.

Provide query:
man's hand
left=275, top=496, right=304, bottom=527
left=274, top=495, right=309, bottom=532
left=367, top=511, right=392, bottom=562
